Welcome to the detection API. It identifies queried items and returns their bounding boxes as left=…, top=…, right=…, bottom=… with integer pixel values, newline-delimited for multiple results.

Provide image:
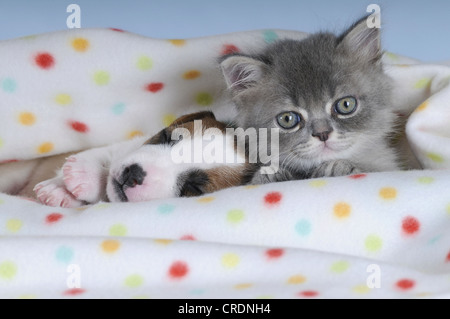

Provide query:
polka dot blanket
left=0, top=29, right=450, bottom=299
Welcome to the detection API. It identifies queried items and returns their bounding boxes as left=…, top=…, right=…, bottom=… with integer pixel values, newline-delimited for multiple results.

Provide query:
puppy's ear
left=220, top=55, right=267, bottom=95
left=169, top=111, right=216, bottom=126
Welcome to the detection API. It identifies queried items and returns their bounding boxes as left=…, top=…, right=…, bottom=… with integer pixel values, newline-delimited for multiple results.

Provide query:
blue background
left=0, top=0, right=448, bottom=62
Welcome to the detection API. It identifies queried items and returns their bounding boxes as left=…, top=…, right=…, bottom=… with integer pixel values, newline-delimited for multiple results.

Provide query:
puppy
left=0, top=111, right=253, bottom=207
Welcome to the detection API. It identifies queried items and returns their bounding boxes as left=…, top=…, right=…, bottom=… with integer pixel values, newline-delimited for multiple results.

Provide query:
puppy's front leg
left=35, top=137, right=147, bottom=206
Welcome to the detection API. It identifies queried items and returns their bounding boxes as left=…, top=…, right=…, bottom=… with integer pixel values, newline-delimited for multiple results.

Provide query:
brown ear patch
left=169, top=111, right=216, bottom=127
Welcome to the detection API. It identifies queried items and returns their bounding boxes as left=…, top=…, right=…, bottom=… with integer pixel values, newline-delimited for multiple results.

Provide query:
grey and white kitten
left=220, top=16, right=400, bottom=183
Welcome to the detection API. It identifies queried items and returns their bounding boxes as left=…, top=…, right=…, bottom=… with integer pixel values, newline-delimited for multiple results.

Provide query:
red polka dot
left=145, top=82, right=164, bottom=93
left=110, top=28, right=124, bottom=32
left=264, top=192, right=282, bottom=205
left=69, top=121, right=89, bottom=133
left=168, top=261, right=189, bottom=279
left=402, top=216, right=420, bottom=235
left=0, top=159, right=18, bottom=164
left=221, top=44, right=240, bottom=55
left=34, top=52, right=55, bottom=69
left=46, top=213, right=63, bottom=224
left=349, top=174, right=367, bottom=179
left=298, top=290, right=318, bottom=298
left=63, top=288, right=85, bottom=296
left=396, top=279, right=415, bottom=290
left=180, top=234, right=196, bottom=241
left=266, top=248, right=284, bottom=259
left=446, top=251, right=450, bottom=263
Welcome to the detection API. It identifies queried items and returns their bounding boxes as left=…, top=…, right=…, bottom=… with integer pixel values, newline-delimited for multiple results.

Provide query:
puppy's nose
left=121, top=164, right=146, bottom=188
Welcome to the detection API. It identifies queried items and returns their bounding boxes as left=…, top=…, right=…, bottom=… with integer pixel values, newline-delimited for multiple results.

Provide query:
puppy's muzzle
left=113, top=164, right=147, bottom=201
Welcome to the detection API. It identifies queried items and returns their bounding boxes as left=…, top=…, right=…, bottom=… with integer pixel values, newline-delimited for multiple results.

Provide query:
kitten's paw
left=62, top=155, right=107, bottom=203
left=311, top=160, right=360, bottom=178
left=34, top=178, right=83, bottom=208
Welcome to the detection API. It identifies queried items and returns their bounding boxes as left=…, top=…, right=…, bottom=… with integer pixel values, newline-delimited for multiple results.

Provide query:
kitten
left=220, top=16, right=400, bottom=183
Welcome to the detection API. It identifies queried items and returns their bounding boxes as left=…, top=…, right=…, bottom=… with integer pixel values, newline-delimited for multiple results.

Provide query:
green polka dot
left=446, top=204, right=450, bottom=216
left=385, top=52, right=400, bottom=61
left=0, top=138, right=3, bottom=149
left=414, top=78, right=432, bottom=89
left=112, top=102, right=126, bottom=115
left=93, top=70, right=110, bottom=86
left=196, top=92, right=213, bottom=106
left=417, top=176, right=434, bottom=184
left=0, top=197, right=4, bottom=204
left=55, top=246, right=74, bottom=264
left=330, top=261, right=350, bottom=274
left=157, top=203, right=175, bottom=214
left=6, top=219, right=23, bottom=233
left=295, top=219, right=311, bottom=237
left=227, top=209, right=245, bottom=224
left=109, top=224, right=127, bottom=236
left=427, top=152, right=444, bottom=163
left=124, top=274, right=144, bottom=288
left=364, top=234, right=383, bottom=252
left=2, top=78, right=17, bottom=93
left=263, top=30, right=278, bottom=43
left=136, top=56, right=153, bottom=70
left=0, top=261, right=17, bottom=280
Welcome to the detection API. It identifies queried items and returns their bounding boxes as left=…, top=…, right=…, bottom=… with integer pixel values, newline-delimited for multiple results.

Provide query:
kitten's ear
left=220, top=55, right=266, bottom=93
left=337, top=15, right=382, bottom=63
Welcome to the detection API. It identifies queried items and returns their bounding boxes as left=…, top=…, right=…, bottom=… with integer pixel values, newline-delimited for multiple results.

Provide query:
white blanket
left=0, top=28, right=449, bottom=299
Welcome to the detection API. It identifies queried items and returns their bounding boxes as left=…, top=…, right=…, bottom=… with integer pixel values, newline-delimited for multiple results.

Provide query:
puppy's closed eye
left=178, top=169, right=209, bottom=197
left=145, top=128, right=181, bottom=146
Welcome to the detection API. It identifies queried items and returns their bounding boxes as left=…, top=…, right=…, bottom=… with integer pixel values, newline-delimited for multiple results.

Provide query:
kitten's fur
left=220, top=16, right=400, bottom=183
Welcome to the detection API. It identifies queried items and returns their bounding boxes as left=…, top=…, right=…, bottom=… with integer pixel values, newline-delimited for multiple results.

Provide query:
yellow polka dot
left=6, top=219, right=23, bottom=233
left=415, top=100, right=428, bottom=112
left=127, top=130, right=144, bottom=139
left=287, top=274, right=306, bottom=284
left=71, top=37, right=90, bottom=52
left=384, top=52, right=399, bottom=61
left=136, top=56, right=153, bottom=71
left=234, top=283, right=253, bottom=290
left=365, top=234, right=383, bottom=252
left=124, top=274, right=144, bottom=288
left=93, top=70, right=110, bottom=86
left=93, top=203, right=110, bottom=210
left=309, top=179, right=327, bottom=188
left=244, top=185, right=259, bottom=189
left=168, top=39, right=186, bottom=47
left=162, top=114, right=177, bottom=127
left=0, top=261, right=17, bottom=279
left=446, top=204, right=450, bottom=216
left=196, top=92, right=213, bottom=106
left=183, top=70, right=201, bottom=80
left=54, top=93, right=72, bottom=106
left=101, top=240, right=121, bottom=253
left=414, top=78, right=432, bottom=89
left=18, top=294, right=37, bottom=299
left=37, top=142, right=54, bottom=154
left=0, top=137, right=3, bottom=149
left=196, top=196, right=215, bottom=203
left=379, top=187, right=397, bottom=200
left=154, top=239, right=174, bottom=245
left=18, top=112, right=36, bottom=126
left=427, top=152, right=444, bottom=163
left=330, top=261, right=350, bottom=273
left=109, top=224, right=127, bottom=237
left=352, top=284, right=371, bottom=294
left=221, top=253, right=240, bottom=268
left=333, top=202, right=351, bottom=219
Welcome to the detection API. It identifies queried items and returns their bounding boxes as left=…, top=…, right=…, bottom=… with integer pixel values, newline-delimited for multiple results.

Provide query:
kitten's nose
left=312, top=130, right=332, bottom=142
left=311, top=120, right=333, bottom=142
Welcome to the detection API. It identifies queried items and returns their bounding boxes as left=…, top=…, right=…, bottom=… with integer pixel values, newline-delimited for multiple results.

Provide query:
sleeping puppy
left=0, top=111, right=253, bottom=207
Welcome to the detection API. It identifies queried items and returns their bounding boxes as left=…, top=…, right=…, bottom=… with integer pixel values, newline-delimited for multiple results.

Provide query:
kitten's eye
left=334, top=96, right=357, bottom=115
left=276, top=112, right=301, bottom=129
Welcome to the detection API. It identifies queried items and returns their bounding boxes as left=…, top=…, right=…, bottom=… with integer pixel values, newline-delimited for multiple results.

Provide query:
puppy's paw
left=62, top=155, right=107, bottom=203
left=34, top=177, right=83, bottom=208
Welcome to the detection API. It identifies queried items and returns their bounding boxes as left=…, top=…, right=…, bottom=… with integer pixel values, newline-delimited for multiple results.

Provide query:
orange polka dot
left=287, top=274, right=307, bottom=284
left=18, top=112, right=36, bottom=126
left=37, top=142, right=54, bottom=154
left=101, top=240, right=121, bottom=253
left=183, top=70, right=201, bottom=80
left=333, top=202, right=351, bottom=219
left=379, top=187, right=397, bottom=200
left=234, top=283, right=253, bottom=290
left=196, top=196, right=215, bottom=203
left=127, top=130, right=144, bottom=139
left=168, top=39, right=186, bottom=47
left=71, top=38, right=90, bottom=52
left=415, top=100, right=428, bottom=112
